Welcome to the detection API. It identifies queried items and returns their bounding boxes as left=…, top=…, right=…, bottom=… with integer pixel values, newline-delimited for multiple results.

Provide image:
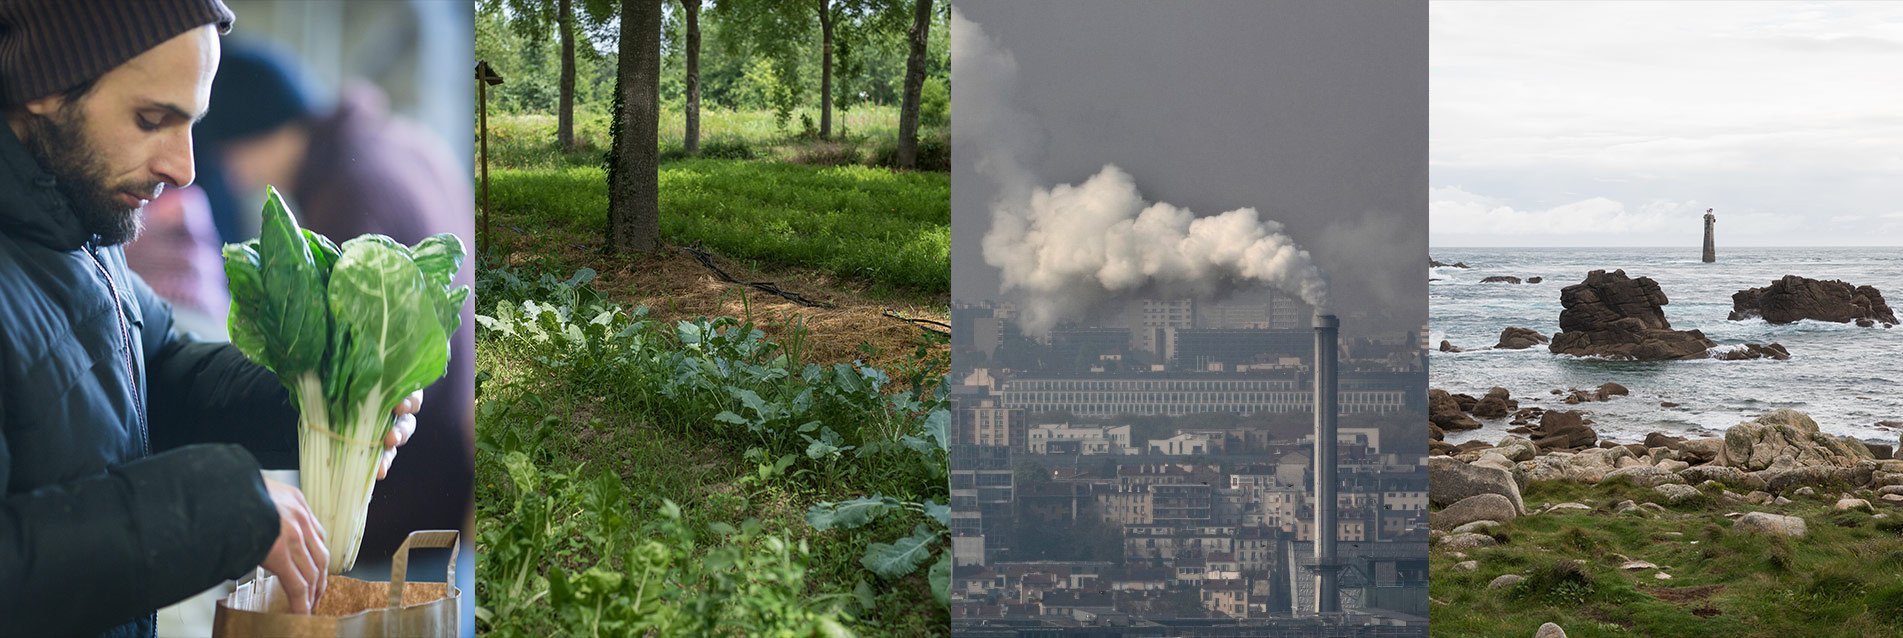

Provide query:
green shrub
left=698, top=136, right=757, bottom=160
left=869, top=130, right=950, bottom=172
left=1509, top=560, right=1597, bottom=607
left=791, top=141, right=863, bottom=167
left=919, top=77, right=948, bottom=128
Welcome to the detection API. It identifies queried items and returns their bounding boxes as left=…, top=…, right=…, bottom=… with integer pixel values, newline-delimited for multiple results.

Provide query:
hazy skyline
left=1432, top=1, right=1903, bottom=248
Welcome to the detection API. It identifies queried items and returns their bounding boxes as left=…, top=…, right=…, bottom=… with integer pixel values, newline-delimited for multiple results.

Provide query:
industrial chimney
left=1312, top=312, right=1341, bottom=614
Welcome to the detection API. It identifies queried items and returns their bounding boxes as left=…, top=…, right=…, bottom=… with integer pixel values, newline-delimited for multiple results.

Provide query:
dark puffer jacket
left=0, top=123, right=294, bottom=635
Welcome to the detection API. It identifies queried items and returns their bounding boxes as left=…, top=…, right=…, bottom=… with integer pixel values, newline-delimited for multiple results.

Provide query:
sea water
left=1430, top=247, right=1903, bottom=445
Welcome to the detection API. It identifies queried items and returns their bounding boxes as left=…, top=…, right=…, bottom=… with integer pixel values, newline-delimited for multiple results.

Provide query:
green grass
left=473, top=264, right=950, bottom=636
left=482, top=108, right=924, bottom=170
left=1431, top=479, right=1903, bottom=637
left=485, top=159, right=949, bottom=297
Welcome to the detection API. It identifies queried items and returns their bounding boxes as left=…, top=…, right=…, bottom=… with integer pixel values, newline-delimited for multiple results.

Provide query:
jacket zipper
left=83, top=243, right=159, bottom=635
left=83, top=241, right=150, bottom=457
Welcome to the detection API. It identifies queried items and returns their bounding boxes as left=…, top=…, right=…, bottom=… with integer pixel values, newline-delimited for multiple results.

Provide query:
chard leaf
left=929, top=552, right=950, bottom=608
left=325, top=237, right=450, bottom=437
left=221, top=241, right=269, bottom=368
left=806, top=496, right=898, bottom=531
left=254, top=187, right=328, bottom=376
left=924, top=500, right=950, bottom=528
left=860, top=524, right=936, bottom=580
left=409, top=233, right=465, bottom=289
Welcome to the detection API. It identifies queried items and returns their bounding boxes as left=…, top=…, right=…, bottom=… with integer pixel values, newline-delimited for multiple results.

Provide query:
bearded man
left=0, top=2, right=421, bottom=636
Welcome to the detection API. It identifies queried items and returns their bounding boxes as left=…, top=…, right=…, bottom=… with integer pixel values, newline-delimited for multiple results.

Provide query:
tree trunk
left=607, top=0, right=662, bottom=254
left=683, top=0, right=700, bottom=155
left=895, top=0, right=933, bottom=169
left=557, top=0, right=576, bottom=150
left=817, top=0, right=833, bottom=140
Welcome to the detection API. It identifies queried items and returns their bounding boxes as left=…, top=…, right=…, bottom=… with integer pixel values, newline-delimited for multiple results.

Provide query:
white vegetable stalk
left=293, top=374, right=387, bottom=574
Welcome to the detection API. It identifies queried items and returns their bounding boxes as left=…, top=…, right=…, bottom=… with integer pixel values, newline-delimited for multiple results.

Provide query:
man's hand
left=261, top=478, right=328, bottom=614
left=378, top=390, right=423, bottom=480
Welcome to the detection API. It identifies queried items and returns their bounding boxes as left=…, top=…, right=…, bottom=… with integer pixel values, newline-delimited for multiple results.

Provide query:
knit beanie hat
left=0, top=0, right=236, bottom=107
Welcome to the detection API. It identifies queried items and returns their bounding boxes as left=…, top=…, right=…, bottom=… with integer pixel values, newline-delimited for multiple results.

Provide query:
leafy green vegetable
left=222, top=186, right=469, bottom=572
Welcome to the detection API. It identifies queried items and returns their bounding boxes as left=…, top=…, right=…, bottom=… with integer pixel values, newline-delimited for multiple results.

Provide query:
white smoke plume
left=955, top=9, right=1330, bottom=336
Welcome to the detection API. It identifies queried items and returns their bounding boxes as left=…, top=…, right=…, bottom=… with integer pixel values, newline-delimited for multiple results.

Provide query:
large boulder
left=1430, top=389, right=1482, bottom=431
left=1677, top=438, right=1725, bottom=464
left=1604, top=465, right=1687, bottom=487
left=1481, top=276, right=1522, bottom=284
left=1678, top=465, right=1760, bottom=489
left=1531, top=410, right=1598, bottom=451
left=1431, top=493, right=1519, bottom=531
left=1495, top=327, right=1550, bottom=350
left=1729, top=275, right=1898, bottom=326
left=1473, top=452, right=1529, bottom=491
left=1473, top=395, right=1512, bottom=418
left=1734, top=512, right=1807, bottom=537
left=1762, top=464, right=1874, bottom=495
left=1430, top=456, right=1526, bottom=514
left=1718, top=409, right=1874, bottom=472
left=1548, top=270, right=1715, bottom=360
left=1494, top=435, right=1539, bottom=463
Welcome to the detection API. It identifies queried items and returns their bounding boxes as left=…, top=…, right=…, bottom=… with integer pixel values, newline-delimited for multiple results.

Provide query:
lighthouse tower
left=1702, top=209, right=1716, bottom=263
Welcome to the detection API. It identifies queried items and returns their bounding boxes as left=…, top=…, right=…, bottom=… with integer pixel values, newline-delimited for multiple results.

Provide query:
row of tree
left=479, top=0, right=945, bottom=253
left=611, top=0, right=941, bottom=253
left=477, top=1, right=948, bottom=150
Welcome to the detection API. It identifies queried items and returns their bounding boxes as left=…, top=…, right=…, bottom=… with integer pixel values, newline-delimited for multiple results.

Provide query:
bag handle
left=387, top=529, right=461, bottom=608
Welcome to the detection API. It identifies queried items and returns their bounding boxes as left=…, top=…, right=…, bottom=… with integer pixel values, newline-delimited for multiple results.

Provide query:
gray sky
left=952, top=0, right=1427, bottom=334
left=1432, top=1, right=1903, bottom=248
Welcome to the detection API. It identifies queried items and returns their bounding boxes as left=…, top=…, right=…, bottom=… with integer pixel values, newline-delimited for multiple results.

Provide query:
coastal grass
left=1431, top=479, right=1903, bottom=637
left=483, top=159, right=950, bottom=299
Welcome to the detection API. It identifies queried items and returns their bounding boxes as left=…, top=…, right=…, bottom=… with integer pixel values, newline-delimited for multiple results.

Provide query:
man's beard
left=19, top=105, right=161, bottom=246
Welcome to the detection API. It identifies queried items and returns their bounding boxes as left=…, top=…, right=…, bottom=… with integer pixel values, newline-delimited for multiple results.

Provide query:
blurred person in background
left=123, top=185, right=230, bottom=338
left=194, top=41, right=477, bottom=564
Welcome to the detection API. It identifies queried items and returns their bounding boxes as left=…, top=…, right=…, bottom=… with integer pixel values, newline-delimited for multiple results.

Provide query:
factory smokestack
left=1313, top=312, right=1341, bottom=615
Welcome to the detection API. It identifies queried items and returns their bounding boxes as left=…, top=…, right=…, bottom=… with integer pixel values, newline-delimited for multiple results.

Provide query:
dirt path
left=493, top=228, right=948, bottom=370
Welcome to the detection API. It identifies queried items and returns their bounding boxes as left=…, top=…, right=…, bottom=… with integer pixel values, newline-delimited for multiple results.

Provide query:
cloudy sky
left=1432, top=1, right=1903, bottom=247
left=953, top=1, right=1426, bottom=334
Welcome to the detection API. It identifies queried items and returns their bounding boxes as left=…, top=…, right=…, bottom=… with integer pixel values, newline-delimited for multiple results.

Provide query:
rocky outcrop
left=1430, top=389, right=1482, bottom=431
left=1495, top=327, right=1549, bottom=350
left=1431, top=493, right=1519, bottom=531
left=1439, top=340, right=1462, bottom=353
left=1472, top=388, right=1518, bottom=418
left=1527, top=277, right=1543, bottom=284
left=1714, top=342, right=1792, bottom=361
left=1716, top=409, right=1874, bottom=472
left=1729, top=275, right=1898, bottom=326
left=1481, top=276, right=1522, bottom=284
left=1430, top=456, right=1526, bottom=514
left=1548, top=270, right=1715, bottom=360
left=1530, top=410, right=1597, bottom=451
left=1431, top=258, right=1471, bottom=269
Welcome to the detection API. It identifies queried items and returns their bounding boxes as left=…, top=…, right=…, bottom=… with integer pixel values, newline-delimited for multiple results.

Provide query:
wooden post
left=476, top=61, right=505, bottom=255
